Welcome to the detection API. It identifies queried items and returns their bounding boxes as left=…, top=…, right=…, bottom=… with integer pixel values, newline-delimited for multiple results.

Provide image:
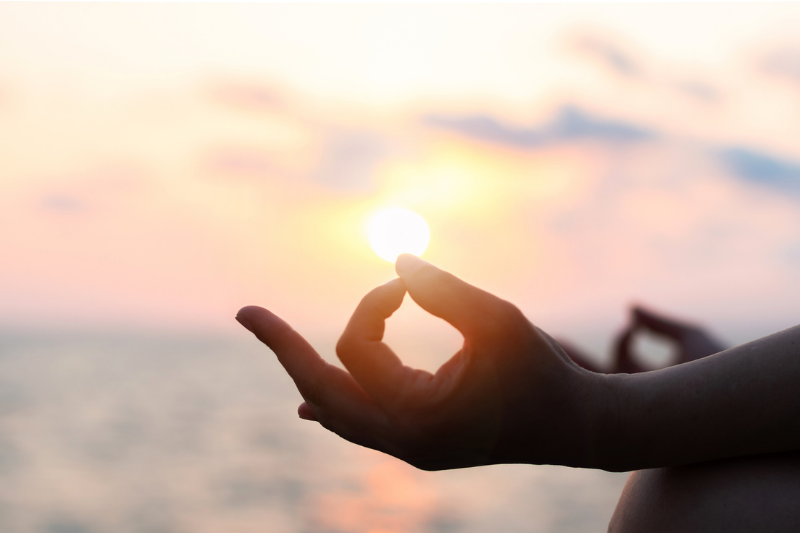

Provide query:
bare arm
left=597, top=325, right=800, bottom=471
left=236, top=254, right=800, bottom=472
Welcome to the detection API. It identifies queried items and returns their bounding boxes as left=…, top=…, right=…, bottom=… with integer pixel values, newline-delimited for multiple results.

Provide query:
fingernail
left=395, top=253, right=428, bottom=277
left=235, top=315, right=254, bottom=333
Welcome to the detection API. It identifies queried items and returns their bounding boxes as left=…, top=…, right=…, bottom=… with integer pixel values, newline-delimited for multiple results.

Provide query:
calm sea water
left=0, top=333, right=627, bottom=533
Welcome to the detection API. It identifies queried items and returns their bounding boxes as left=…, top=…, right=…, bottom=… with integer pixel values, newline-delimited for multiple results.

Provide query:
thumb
left=395, top=253, right=514, bottom=339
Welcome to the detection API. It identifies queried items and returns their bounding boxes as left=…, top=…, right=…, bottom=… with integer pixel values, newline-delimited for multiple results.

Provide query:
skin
left=612, top=306, right=726, bottom=373
left=235, top=254, right=800, bottom=526
left=557, top=305, right=726, bottom=374
left=609, top=451, right=800, bottom=532
left=605, top=308, right=800, bottom=531
left=599, top=324, right=800, bottom=472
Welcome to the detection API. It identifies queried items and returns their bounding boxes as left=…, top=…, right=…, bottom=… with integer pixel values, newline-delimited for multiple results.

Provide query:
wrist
left=581, top=371, right=634, bottom=472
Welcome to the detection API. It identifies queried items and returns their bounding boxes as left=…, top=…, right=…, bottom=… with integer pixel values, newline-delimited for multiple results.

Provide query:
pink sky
left=2, top=3, right=800, bottom=361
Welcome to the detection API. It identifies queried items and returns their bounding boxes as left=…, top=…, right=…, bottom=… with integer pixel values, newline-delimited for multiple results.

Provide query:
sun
left=367, top=207, right=430, bottom=263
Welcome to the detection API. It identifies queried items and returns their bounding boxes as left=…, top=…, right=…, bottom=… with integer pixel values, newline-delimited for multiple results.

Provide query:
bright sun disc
left=368, top=208, right=430, bottom=263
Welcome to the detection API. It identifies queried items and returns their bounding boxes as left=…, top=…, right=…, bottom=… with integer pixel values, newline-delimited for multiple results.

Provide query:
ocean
left=0, top=333, right=628, bottom=533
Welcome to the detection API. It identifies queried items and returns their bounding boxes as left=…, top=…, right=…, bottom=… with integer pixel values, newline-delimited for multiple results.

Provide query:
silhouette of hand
left=236, top=254, right=601, bottom=470
left=614, top=306, right=726, bottom=373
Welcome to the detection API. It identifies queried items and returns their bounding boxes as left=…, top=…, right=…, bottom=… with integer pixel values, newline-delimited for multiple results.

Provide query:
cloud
left=205, top=149, right=278, bottom=179
left=572, top=34, right=641, bottom=78
left=210, top=81, right=284, bottom=113
left=41, top=194, right=86, bottom=214
left=719, top=147, right=800, bottom=192
left=760, top=47, right=800, bottom=85
left=35, top=165, right=147, bottom=216
left=425, top=105, right=655, bottom=149
left=204, top=128, right=392, bottom=193
left=311, top=130, right=391, bottom=192
left=569, top=32, right=721, bottom=105
left=675, top=80, right=720, bottom=103
left=427, top=104, right=800, bottom=200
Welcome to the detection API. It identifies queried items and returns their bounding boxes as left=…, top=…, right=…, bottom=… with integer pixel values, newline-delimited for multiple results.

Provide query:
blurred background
left=2, top=3, right=800, bottom=532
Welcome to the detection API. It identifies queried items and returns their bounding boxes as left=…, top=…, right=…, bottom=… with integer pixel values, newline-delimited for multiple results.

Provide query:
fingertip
left=395, top=253, right=428, bottom=278
left=382, top=277, right=407, bottom=297
left=395, top=256, right=491, bottom=336
left=236, top=306, right=271, bottom=334
left=236, top=306, right=284, bottom=336
left=235, top=306, right=304, bottom=358
left=237, top=306, right=289, bottom=330
left=235, top=315, right=255, bottom=334
left=360, top=277, right=406, bottom=315
left=236, top=305, right=270, bottom=321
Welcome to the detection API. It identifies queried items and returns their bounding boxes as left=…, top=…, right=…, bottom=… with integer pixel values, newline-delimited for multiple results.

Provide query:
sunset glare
left=368, top=208, right=430, bottom=263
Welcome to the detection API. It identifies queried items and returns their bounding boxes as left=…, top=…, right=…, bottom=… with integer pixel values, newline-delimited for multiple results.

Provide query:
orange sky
left=2, top=3, right=800, bottom=361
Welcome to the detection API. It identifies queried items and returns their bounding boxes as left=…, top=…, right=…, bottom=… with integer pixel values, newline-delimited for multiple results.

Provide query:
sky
left=2, top=3, right=800, bottom=364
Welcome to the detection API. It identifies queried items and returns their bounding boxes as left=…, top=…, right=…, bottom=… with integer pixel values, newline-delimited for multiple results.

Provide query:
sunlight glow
left=368, top=208, right=430, bottom=263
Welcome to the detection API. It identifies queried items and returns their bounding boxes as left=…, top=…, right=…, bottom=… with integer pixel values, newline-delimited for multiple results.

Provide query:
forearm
left=592, top=324, right=800, bottom=472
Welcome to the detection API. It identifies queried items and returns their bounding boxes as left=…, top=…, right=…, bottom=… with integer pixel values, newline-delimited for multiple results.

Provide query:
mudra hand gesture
left=237, top=254, right=800, bottom=531
left=237, top=254, right=800, bottom=475
left=235, top=254, right=600, bottom=471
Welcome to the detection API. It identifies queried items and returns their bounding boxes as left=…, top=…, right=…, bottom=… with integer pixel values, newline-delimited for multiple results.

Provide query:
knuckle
left=478, top=299, right=525, bottom=338
left=335, top=334, right=356, bottom=360
left=301, top=382, right=325, bottom=408
left=437, top=271, right=462, bottom=296
left=420, top=268, right=457, bottom=298
left=496, top=299, right=524, bottom=321
left=360, top=285, right=394, bottom=316
left=302, top=366, right=329, bottom=406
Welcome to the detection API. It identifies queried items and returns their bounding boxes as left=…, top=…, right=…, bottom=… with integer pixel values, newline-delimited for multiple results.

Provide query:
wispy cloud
left=40, top=194, right=86, bottom=214
left=311, top=130, right=391, bottom=192
left=205, top=149, right=279, bottom=180
left=425, top=106, right=654, bottom=149
left=34, top=166, right=147, bottom=217
left=760, top=47, right=800, bottom=85
left=210, top=81, right=285, bottom=114
left=572, top=34, right=641, bottom=78
left=426, top=105, right=800, bottom=199
left=675, top=80, right=720, bottom=103
left=720, top=148, right=800, bottom=192
left=569, top=31, right=722, bottom=105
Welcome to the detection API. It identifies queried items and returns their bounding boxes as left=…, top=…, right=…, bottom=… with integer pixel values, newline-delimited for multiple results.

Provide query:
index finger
left=336, top=278, right=430, bottom=408
left=237, top=306, right=399, bottom=450
left=236, top=305, right=328, bottom=403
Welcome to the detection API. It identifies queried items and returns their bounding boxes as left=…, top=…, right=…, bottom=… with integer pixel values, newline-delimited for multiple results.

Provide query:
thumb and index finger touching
left=337, top=254, right=499, bottom=406
left=237, top=255, right=497, bottom=411
left=394, top=253, right=504, bottom=338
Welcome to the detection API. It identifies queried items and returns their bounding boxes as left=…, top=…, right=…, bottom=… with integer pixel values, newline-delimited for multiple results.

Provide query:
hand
left=613, top=306, right=726, bottom=373
left=235, top=254, right=605, bottom=471
left=554, top=338, right=604, bottom=373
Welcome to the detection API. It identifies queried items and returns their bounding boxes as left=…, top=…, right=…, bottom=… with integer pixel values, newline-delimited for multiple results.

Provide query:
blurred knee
left=609, top=451, right=800, bottom=533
